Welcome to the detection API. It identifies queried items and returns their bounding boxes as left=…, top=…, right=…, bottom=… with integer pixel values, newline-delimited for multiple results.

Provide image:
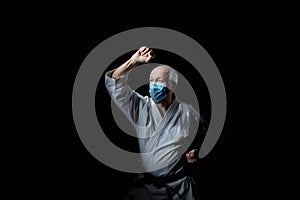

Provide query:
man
left=105, top=46, right=206, bottom=199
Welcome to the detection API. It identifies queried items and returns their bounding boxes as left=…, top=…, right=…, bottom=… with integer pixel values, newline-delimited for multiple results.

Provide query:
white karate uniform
left=105, top=71, right=200, bottom=200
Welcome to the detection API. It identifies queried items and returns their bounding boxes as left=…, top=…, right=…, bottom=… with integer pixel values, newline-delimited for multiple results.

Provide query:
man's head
left=149, top=65, right=178, bottom=92
left=149, top=65, right=178, bottom=103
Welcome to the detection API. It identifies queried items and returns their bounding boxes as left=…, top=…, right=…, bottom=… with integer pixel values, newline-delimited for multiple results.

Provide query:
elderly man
left=105, top=47, right=205, bottom=200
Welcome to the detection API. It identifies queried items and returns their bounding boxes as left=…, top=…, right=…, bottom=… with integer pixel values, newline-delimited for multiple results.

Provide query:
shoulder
left=178, top=101, right=200, bottom=120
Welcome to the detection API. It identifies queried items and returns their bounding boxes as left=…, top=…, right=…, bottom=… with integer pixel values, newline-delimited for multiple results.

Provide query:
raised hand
left=130, top=46, right=154, bottom=64
left=111, top=46, right=154, bottom=79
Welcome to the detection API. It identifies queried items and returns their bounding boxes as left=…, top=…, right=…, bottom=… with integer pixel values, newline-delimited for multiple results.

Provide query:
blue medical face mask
left=149, top=82, right=167, bottom=102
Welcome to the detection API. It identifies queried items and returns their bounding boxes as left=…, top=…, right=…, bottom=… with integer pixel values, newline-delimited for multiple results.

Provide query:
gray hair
left=167, top=66, right=178, bottom=92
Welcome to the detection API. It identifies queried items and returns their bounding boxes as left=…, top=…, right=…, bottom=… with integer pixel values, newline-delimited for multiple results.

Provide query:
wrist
left=128, top=57, right=140, bottom=68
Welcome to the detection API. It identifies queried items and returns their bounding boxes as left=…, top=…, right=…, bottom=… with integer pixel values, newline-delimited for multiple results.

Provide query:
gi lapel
left=154, top=99, right=180, bottom=135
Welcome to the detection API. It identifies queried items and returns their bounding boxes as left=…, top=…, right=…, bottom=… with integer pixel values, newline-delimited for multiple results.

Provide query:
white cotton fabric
left=105, top=73, right=200, bottom=174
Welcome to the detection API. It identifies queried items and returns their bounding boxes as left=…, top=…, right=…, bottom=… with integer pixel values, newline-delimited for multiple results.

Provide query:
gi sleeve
left=188, top=114, right=208, bottom=154
left=185, top=105, right=208, bottom=156
left=104, top=70, right=149, bottom=125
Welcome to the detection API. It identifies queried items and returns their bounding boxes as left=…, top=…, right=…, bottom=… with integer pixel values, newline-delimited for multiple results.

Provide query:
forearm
left=111, top=58, right=139, bottom=79
left=108, top=46, right=153, bottom=79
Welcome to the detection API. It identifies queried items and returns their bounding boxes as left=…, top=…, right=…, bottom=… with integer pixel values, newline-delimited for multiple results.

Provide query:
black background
left=7, top=1, right=296, bottom=200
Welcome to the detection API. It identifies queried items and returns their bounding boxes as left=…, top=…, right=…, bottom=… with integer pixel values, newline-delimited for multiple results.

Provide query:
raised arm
left=110, top=46, right=154, bottom=79
left=105, top=47, right=154, bottom=125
